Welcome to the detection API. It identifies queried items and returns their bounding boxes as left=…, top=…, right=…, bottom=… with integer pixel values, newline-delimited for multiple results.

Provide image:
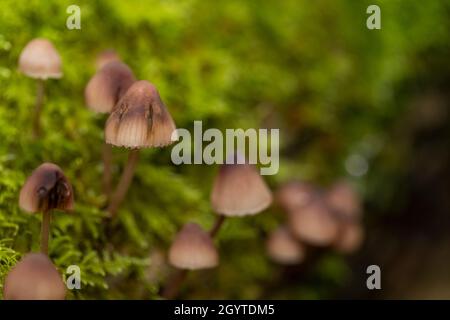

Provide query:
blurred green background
left=0, top=0, right=449, bottom=299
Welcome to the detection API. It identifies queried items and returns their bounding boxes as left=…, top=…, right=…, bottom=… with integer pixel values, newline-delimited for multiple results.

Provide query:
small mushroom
left=85, top=61, right=136, bottom=114
left=19, top=163, right=73, bottom=254
left=168, top=223, right=219, bottom=270
left=333, top=221, right=364, bottom=254
left=105, top=80, right=176, bottom=217
left=276, top=181, right=316, bottom=213
left=266, top=226, right=305, bottom=265
left=95, top=49, right=121, bottom=71
left=288, top=198, right=340, bottom=247
left=325, top=181, right=362, bottom=219
left=18, top=38, right=62, bottom=137
left=3, top=253, right=66, bottom=300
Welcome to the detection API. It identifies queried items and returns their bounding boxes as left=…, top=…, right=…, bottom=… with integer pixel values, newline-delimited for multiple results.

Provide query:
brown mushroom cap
left=276, top=181, right=317, bottom=213
left=18, top=38, right=62, bottom=79
left=3, top=253, right=66, bottom=300
left=266, top=226, right=305, bottom=265
left=19, top=163, right=74, bottom=213
left=334, top=221, right=364, bottom=254
left=325, top=181, right=362, bottom=219
left=105, top=80, right=177, bottom=148
left=168, top=223, right=219, bottom=270
left=85, top=61, right=136, bottom=113
left=288, top=198, right=340, bottom=246
left=211, top=156, right=273, bottom=217
left=95, top=49, right=120, bottom=70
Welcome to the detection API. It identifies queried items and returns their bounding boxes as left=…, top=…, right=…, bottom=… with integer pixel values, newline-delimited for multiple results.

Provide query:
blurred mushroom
left=276, top=181, right=316, bottom=213
left=105, top=80, right=176, bottom=217
left=18, top=38, right=62, bottom=137
left=3, top=253, right=66, bottom=300
left=210, top=154, right=273, bottom=236
left=266, top=226, right=305, bottom=265
left=168, top=223, right=219, bottom=270
left=95, top=49, right=121, bottom=71
left=288, top=198, right=339, bottom=247
left=85, top=61, right=136, bottom=197
left=85, top=61, right=135, bottom=114
left=325, top=180, right=362, bottom=219
left=333, top=220, right=365, bottom=254
left=19, top=163, right=73, bottom=254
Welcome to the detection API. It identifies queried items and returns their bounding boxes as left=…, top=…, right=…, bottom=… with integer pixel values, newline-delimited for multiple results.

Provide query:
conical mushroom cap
left=276, top=181, right=316, bottom=213
left=266, top=226, right=305, bottom=265
left=95, top=49, right=120, bottom=70
left=3, top=253, right=66, bottom=300
left=288, top=199, right=340, bottom=246
left=85, top=61, right=136, bottom=113
left=18, top=38, right=62, bottom=79
left=19, top=163, right=74, bottom=213
left=211, top=156, right=273, bottom=217
left=168, top=223, right=219, bottom=270
left=325, top=181, right=362, bottom=219
left=334, top=221, right=364, bottom=254
left=105, top=80, right=177, bottom=148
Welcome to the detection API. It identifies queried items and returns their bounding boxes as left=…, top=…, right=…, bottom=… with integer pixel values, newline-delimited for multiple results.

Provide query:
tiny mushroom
left=3, top=253, right=66, bottom=300
left=18, top=38, right=62, bottom=137
left=276, top=181, right=316, bottom=213
left=288, top=197, right=340, bottom=247
left=105, top=80, right=177, bottom=217
left=19, top=163, right=73, bottom=255
left=325, top=180, right=362, bottom=219
left=95, top=49, right=121, bottom=71
left=266, top=226, right=305, bottom=265
left=168, top=223, right=219, bottom=270
left=85, top=61, right=136, bottom=114
left=333, top=221, right=365, bottom=254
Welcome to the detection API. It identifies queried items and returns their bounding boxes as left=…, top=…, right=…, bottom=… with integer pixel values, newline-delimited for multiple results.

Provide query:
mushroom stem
left=209, top=215, right=226, bottom=238
left=33, top=79, right=45, bottom=138
left=102, top=143, right=113, bottom=199
left=162, top=269, right=188, bottom=299
left=40, top=209, right=51, bottom=255
left=107, top=149, right=140, bottom=218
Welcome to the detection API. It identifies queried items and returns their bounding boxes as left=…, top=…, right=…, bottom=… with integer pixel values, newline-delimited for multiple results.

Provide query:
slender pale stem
left=33, top=79, right=45, bottom=138
left=107, top=149, right=140, bottom=218
left=40, top=209, right=51, bottom=255
left=162, top=215, right=226, bottom=299
left=102, top=143, right=113, bottom=199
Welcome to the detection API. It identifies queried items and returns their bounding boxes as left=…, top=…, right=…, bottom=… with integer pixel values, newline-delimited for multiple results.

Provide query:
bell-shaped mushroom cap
left=325, top=181, right=362, bottom=219
left=18, top=38, right=62, bottom=79
left=168, top=223, right=219, bottom=270
left=334, top=221, right=364, bottom=254
left=266, top=226, right=305, bottom=265
left=105, top=80, right=177, bottom=148
left=288, top=198, right=340, bottom=246
left=211, top=155, right=273, bottom=217
left=3, top=253, right=66, bottom=300
left=85, top=61, right=136, bottom=113
left=19, top=163, right=74, bottom=213
left=95, top=49, right=120, bottom=70
left=276, top=181, right=317, bottom=213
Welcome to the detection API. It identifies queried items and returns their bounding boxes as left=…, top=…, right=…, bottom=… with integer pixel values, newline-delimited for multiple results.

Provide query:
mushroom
left=18, top=38, right=62, bottom=137
left=105, top=80, right=176, bottom=217
left=19, top=163, right=73, bottom=254
left=95, top=49, right=120, bottom=71
left=333, top=221, right=364, bottom=254
left=276, top=181, right=316, bottom=213
left=288, top=197, right=340, bottom=247
left=3, top=253, right=66, bottom=300
left=85, top=61, right=136, bottom=197
left=210, top=154, right=273, bottom=236
left=266, top=226, right=305, bottom=265
left=168, top=223, right=219, bottom=270
left=325, top=180, right=362, bottom=219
